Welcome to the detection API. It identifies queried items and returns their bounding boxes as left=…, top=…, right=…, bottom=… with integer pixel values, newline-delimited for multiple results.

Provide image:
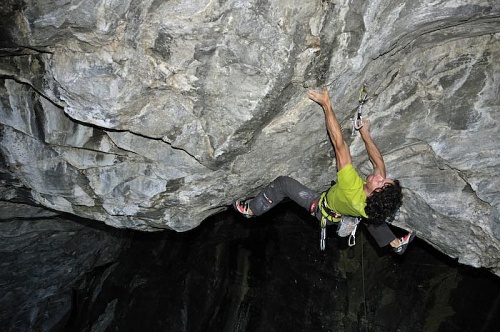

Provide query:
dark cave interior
left=1, top=202, right=499, bottom=331
left=63, top=203, right=500, bottom=332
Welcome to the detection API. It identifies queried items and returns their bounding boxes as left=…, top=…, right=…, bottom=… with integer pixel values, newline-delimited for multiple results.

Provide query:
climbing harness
left=352, top=85, right=368, bottom=133
left=316, top=192, right=360, bottom=250
left=318, top=192, right=341, bottom=222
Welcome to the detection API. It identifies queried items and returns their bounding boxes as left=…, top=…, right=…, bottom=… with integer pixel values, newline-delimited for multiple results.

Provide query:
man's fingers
left=308, top=91, right=320, bottom=100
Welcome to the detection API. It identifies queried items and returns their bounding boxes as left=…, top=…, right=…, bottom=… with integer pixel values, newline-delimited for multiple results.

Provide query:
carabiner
left=353, top=116, right=363, bottom=130
left=358, top=85, right=368, bottom=104
left=320, top=227, right=326, bottom=251
left=352, top=85, right=368, bottom=132
left=348, top=223, right=358, bottom=247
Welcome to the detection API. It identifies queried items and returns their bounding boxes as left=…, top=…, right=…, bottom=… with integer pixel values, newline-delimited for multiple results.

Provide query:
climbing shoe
left=393, top=231, right=416, bottom=255
left=233, top=199, right=253, bottom=218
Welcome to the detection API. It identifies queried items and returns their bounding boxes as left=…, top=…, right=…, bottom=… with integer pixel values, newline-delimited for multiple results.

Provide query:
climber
left=233, top=86, right=415, bottom=254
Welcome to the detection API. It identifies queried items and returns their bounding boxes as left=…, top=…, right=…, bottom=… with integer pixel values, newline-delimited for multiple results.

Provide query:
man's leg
left=365, top=222, right=398, bottom=247
left=365, top=222, right=416, bottom=254
left=248, top=176, right=317, bottom=216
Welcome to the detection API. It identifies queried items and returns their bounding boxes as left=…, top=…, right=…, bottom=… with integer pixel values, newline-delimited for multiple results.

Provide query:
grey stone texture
left=0, top=202, right=130, bottom=330
left=0, top=1, right=499, bottom=274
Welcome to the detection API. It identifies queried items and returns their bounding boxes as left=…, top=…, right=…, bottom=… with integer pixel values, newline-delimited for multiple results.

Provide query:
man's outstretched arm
left=308, top=86, right=351, bottom=170
left=359, top=119, right=386, bottom=177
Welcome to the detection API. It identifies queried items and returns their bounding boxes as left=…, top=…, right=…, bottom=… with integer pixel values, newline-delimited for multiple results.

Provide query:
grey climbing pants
left=248, top=176, right=397, bottom=248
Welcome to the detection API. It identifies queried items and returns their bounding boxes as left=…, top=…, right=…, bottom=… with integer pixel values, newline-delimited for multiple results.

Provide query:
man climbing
left=234, top=86, right=415, bottom=254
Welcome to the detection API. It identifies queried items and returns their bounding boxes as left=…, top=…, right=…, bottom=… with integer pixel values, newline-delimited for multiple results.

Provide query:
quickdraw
left=318, top=192, right=342, bottom=251
left=352, top=85, right=368, bottom=133
left=320, top=227, right=326, bottom=251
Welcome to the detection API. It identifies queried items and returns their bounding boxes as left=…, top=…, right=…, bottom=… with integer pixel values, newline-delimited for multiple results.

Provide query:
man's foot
left=233, top=199, right=254, bottom=218
left=393, top=231, right=416, bottom=255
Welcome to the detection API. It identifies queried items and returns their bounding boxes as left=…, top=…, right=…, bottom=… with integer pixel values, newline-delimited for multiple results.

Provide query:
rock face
left=0, top=202, right=130, bottom=330
left=0, top=1, right=499, bottom=274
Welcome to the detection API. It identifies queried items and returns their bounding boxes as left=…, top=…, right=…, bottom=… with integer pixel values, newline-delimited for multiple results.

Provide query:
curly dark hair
left=364, top=180, right=403, bottom=224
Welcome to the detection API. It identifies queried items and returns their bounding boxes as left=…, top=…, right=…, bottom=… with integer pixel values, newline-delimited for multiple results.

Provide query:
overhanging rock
left=0, top=0, right=499, bottom=275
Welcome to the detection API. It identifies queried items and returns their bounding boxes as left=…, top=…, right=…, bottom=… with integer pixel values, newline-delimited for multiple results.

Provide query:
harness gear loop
left=352, top=85, right=368, bottom=132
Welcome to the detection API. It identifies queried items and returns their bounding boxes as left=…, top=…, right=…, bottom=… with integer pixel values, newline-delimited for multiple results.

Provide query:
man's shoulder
left=337, top=164, right=363, bottom=185
left=337, top=164, right=355, bottom=175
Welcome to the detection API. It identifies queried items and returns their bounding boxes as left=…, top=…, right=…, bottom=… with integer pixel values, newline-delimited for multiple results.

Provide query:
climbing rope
left=361, top=231, right=368, bottom=330
left=352, top=85, right=368, bottom=133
